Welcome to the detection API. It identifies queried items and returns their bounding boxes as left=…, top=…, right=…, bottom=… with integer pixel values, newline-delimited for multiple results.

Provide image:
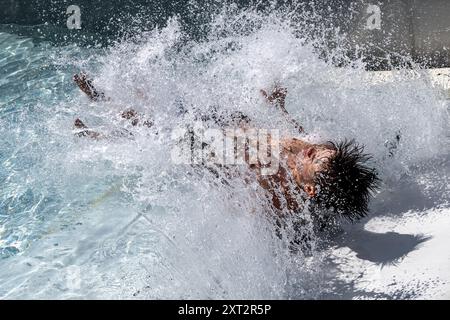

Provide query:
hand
left=261, top=86, right=304, bottom=134
left=261, top=86, right=287, bottom=110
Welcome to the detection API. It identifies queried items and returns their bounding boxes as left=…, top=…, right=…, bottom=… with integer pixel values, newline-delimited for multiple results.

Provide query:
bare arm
left=261, top=86, right=304, bottom=134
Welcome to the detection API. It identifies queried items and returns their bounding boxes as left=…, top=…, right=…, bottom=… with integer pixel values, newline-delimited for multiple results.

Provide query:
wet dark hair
left=315, top=139, right=380, bottom=221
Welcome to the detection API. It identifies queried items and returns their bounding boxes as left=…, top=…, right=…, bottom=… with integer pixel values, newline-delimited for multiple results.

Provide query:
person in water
left=73, top=73, right=153, bottom=139
left=255, top=87, right=379, bottom=221
left=73, top=73, right=379, bottom=222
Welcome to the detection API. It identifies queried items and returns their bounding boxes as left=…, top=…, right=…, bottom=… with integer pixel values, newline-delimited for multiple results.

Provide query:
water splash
left=0, top=4, right=448, bottom=299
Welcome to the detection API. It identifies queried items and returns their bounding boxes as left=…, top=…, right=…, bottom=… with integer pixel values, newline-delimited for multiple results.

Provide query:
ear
left=303, top=184, right=316, bottom=197
left=305, top=147, right=316, bottom=159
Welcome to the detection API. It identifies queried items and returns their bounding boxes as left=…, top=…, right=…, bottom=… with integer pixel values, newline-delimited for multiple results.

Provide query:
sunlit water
left=0, top=7, right=449, bottom=299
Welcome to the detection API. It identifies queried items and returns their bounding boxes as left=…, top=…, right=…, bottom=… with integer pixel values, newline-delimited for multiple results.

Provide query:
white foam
left=0, top=7, right=449, bottom=299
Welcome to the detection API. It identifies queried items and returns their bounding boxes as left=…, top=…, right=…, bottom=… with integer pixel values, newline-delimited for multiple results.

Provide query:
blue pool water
left=0, top=8, right=449, bottom=299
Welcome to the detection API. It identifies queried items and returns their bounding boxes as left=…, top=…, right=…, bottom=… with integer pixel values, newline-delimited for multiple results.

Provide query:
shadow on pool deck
left=332, top=155, right=448, bottom=265
left=334, top=228, right=431, bottom=266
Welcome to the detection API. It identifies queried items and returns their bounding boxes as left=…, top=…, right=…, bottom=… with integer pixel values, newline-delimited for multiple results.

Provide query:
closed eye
left=314, top=156, right=329, bottom=164
left=314, top=159, right=324, bottom=165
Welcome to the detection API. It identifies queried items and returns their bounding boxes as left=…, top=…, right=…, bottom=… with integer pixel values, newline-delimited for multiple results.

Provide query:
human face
left=283, top=139, right=336, bottom=197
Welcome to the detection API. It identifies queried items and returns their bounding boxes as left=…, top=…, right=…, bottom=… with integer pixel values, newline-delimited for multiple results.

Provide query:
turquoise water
left=0, top=9, right=449, bottom=299
left=0, top=32, right=76, bottom=252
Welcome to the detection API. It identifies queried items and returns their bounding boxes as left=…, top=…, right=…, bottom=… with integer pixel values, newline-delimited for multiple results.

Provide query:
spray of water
left=0, top=3, right=448, bottom=299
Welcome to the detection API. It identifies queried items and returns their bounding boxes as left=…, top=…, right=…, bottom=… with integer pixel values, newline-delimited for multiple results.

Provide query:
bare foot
left=73, top=118, right=101, bottom=139
left=261, top=86, right=287, bottom=106
left=73, top=73, right=106, bottom=101
left=74, top=118, right=88, bottom=129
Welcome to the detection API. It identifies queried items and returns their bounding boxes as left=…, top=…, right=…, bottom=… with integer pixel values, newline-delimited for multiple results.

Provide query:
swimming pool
left=0, top=6, right=449, bottom=299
